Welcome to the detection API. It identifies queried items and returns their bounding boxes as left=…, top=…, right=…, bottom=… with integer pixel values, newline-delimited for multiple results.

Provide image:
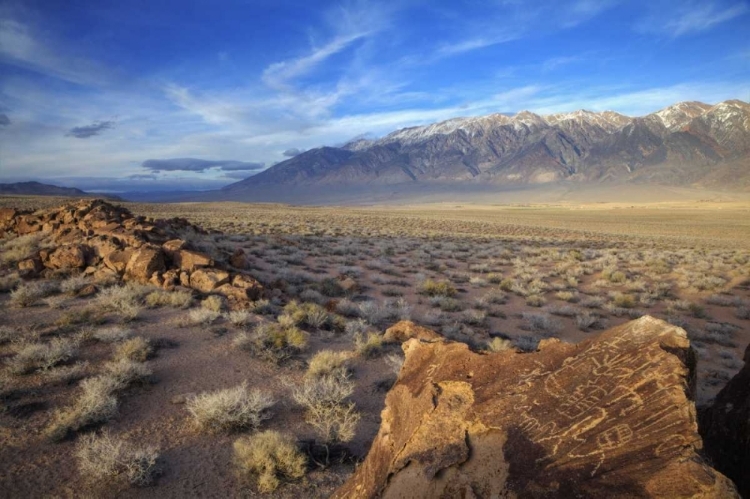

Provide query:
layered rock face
left=0, top=199, right=262, bottom=303
left=334, top=316, right=738, bottom=498
left=700, top=343, right=750, bottom=498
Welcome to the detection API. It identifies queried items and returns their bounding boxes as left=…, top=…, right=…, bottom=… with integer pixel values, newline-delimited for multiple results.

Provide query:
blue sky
left=0, top=0, right=748, bottom=192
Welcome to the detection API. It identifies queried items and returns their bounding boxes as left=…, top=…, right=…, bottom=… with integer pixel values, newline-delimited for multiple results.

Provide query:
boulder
left=173, top=249, right=213, bottom=272
left=232, top=273, right=263, bottom=300
left=17, top=257, right=43, bottom=277
left=215, top=283, right=251, bottom=301
left=229, top=248, right=248, bottom=269
left=189, top=268, right=230, bottom=293
left=384, top=320, right=442, bottom=343
left=47, top=245, right=87, bottom=269
left=333, top=316, right=738, bottom=499
left=0, top=207, right=17, bottom=223
left=124, top=246, right=165, bottom=282
left=700, top=343, right=750, bottom=498
left=16, top=216, right=41, bottom=235
left=162, top=238, right=186, bottom=254
left=103, top=249, right=134, bottom=274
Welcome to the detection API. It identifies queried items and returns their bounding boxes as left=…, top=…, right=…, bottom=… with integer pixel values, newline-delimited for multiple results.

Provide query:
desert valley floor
left=0, top=196, right=749, bottom=497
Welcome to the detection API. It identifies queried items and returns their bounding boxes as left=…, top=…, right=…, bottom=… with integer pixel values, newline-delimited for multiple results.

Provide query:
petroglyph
left=333, top=317, right=738, bottom=498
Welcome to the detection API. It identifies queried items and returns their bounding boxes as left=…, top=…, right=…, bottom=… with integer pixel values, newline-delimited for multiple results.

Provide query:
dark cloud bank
left=66, top=120, right=115, bottom=138
left=141, top=158, right=265, bottom=172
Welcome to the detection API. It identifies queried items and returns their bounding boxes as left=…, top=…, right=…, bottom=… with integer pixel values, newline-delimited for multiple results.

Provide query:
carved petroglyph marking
left=557, top=384, right=607, bottom=420
left=597, top=424, right=633, bottom=451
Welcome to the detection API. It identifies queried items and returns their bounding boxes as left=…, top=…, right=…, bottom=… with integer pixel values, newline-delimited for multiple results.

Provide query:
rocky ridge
left=334, top=316, right=739, bottom=498
left=225, top=99, right=750, bottom=192
left=0, top=199, right=262, bottom=304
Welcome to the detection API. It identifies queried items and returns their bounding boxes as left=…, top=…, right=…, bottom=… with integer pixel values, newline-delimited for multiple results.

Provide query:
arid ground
left=1, top=196, right=749, bottom=497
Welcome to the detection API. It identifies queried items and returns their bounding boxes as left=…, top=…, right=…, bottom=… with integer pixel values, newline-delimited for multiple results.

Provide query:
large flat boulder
left=47, top=244, right=87, bottom=269
left=124, top=246, right=165, bottom=282
left=190, top=268, right=230, bottom=293
left=333, top=316, right=737, bottom=498
left=700, top=343, right=750, bottom=498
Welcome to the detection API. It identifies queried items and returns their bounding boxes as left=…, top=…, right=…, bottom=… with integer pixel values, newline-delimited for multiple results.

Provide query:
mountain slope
left=0, top=182, right=121, bottom=200
left=225, top=100, right=750, bottom=194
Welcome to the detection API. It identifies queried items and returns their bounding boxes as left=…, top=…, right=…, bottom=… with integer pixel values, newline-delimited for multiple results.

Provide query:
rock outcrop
left=0, top=199, right=262, bottom=304
left=700, top=343, right=750, bottom=498
left=334, top=316, right=738, bottom=498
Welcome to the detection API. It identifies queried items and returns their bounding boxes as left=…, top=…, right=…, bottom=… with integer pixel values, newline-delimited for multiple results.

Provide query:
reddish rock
left=17, top=257, right=43, bottom=277
left=215, top=283, right=251, bottom=301
left=77, top=284, right=97, bottom=297
left=149, top=272, right=164, bottom=287
left=124, top=246, right=165, bottom=282
left=162, top=239, right=186, bottom=253
left=333, top=316, right=738, bottom=499
left=179, top=271, right=191, bottom=287
left=16, top=216, right=41, bottom=235
left=92, top=267, right=118, bottom=283
left=190, top=268, right=230, bottom=293
left=173, top=249, right=213, bottom=272
left=384, top=320, right=442, bottom=343
left=87, top=236, right=121, bottom=258
left=700, top=343, right=750, bottom=497
left=232, top=273, right=263, bottom=300
left=0, top=207, right=17, bottom=223
left=103, top=249, right=133, bottom=274
left=162, top=269, right=180, bottom=288
left=229, top=248, right=248, bottom=269
left=47, top=245, right=87, bottom=269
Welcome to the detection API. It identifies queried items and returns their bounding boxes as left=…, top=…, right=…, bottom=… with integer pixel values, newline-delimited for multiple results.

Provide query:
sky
left=0, top=0, right=748, bottom=192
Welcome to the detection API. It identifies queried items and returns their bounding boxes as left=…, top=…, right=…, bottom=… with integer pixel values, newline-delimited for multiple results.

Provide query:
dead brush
left=233, top=430, right=306, bottom=493
left=76, top=430, right=160, bottom=486
left=186, top=382, right=274, bottom=433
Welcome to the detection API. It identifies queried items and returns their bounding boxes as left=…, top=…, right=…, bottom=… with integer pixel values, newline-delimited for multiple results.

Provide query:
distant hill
left=0, top=181, right=122, bottom=200
left=219, top=100, right=750, bottom=202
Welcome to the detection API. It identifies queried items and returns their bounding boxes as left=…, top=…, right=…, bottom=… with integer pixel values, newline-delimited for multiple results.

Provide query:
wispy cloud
left=283, top=148, right=303, bottom=157
left=637, top=1, right=748, bottom=37
left=66, top=120, right=115, bottom=138
left=0, top=18, right=113, bottom=86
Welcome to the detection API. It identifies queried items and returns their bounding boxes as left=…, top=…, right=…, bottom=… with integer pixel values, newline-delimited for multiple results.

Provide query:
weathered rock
left=190, top=268, right=230, bottom=293
left=172, top=249, right=213, bottom=272
left=77, top=284, right=97, bottom=297
left=229, top=248, right=248, bottom=269
left=232, top=274, right=263, bottom=300
left=384, top=320, right=442, bottom=343
left=124, top=246, right=165, bottom=282
left=333, top=316, right=738, bottom=499
left=700, top=343, right=750, bottom=498
left=17, top=257, right=43, bottom=277
left=47, top=244, right=87, bottom=269
left=103, top=249, right=134, bottom=274
left=1, top=199, right=263, bottom=302
left=162, top=239, right=186, bottom=254
left=215, top=283, right=251, bottom=301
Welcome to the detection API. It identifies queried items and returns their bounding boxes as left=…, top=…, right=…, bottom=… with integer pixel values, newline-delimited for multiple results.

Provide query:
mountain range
left=0, top=182, right=122, bottom=200
left=223, top=99, right=750, bottom=198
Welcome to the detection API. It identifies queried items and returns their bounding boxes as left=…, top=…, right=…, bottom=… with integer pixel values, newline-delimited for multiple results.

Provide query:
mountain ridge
left=225, top=99, right=750, bottom=194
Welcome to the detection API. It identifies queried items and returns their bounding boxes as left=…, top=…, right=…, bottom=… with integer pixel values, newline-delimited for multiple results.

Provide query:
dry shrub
left=113, top=337, right=153, bottom=362
left=102, top=359, right=152, bottom=386
left=10, top=281, right=59, bottom=307
left=8, top=338, right=78, bottom=374
left=76, top=430, right=160, bottom=486
left=96, top=284, right=149, bottom=321
left=233, top=322, right=308, bottom=363
left=226, top=310, right=253, bottom=327
left=0, top=233, right=48, bottom=265
left=283, top=301, right=338, bottom=330
left=292, top=376, right=359, bottom=444
left=60, top=275, right=90, bottom=296
left=42, top=362, right=89, bottom=385
left=93, top=326, right=133, bottom=343
left=180, top=308, right=221, bottom=326
left=201, top=295, right=225, bottom=312
left=47, top=375, right=120, bottom=441
left=145, top=289, right=193, bottom=309
left=417, top=279, right=457, bottom=297
left=233, top=431, right=306, bottom=493
left=353, top=332, right=383, bottom=358
left=186, top=382, right=274, bottom=433
left=0, top=272, right=21, bottom=292
left=306, top=350, right=351, bottom=379
left=612, top=293, right=637, bottom=309
left=0, top=325, right=15, bottom=344
left=384, top=353, right=404, bottom=375
left=487, top=337, right=514, bottom=352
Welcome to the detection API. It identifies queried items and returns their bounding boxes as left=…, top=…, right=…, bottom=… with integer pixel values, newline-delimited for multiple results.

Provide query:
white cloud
left=637, top=1, right=748, bottom=37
